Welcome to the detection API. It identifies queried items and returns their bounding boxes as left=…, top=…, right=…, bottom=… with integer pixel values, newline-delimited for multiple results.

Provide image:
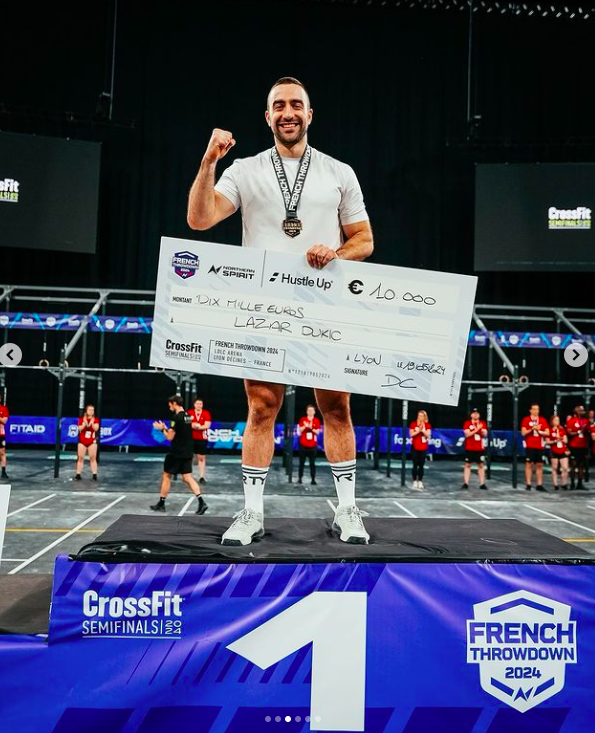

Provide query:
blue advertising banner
left=2, top=312, right=594, bottom=349
left=0, top=555, right=592, bottom=731
left=4, top=416, right=525, bottom=456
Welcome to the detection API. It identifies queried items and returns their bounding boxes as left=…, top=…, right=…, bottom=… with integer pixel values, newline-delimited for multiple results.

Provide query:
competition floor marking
left=523, top=504, right=595, bottom=534
left=8, top=495, right=126, bottom=575
left=458, top=501, right=490, bottom=519
left=6, top=493, right=56, bottom=518
left=5, top=528, right=102, bottom=533
left=563, top=538, right=595, bottom=542
left=326, top=499, right=337, bottom=513
left=392, top=500, right=417, bottom=518
left=178, top=497, right=195, bottom=516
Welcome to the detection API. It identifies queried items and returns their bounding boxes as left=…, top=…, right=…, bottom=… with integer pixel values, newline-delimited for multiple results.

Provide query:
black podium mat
left=73, top=515, right=592, bottom=564
left=0, top=575, right=53, bottom=635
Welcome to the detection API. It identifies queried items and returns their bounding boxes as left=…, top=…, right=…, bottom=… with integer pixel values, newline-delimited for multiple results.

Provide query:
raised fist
left=204, top=128, right=236, bottom=164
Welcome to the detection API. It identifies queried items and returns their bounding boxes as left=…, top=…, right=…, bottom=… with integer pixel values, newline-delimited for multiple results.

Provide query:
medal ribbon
left=271, top=145, right=312, bottom=220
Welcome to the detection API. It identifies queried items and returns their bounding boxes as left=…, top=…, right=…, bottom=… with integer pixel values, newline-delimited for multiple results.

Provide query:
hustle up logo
left=467, top=590, right=577, bottom=712
left=0, top=178, right=20, bottom=203
left=269, top=272, right=333, bottom=291
left=548, top=206, right=591, bottom=230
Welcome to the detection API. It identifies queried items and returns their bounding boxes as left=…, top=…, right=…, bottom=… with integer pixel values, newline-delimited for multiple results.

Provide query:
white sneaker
left=418, top=481, right=424, bottom=490
left=221, top=508, right=264, bottom=546
left=332, top=505, right=370, bottom=545
left=412, top=480, right=419, bottom=490
left=412, top=480, right=423, bottom=491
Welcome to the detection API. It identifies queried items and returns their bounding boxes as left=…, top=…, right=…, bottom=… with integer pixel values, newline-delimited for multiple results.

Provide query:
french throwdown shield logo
left=172, top=251, right=199, bottom=280
left=467, top=589, right=577, bottom=712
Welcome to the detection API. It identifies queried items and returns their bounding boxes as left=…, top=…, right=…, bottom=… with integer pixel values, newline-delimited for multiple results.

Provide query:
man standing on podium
left=187, top=77, right=374, bottom=546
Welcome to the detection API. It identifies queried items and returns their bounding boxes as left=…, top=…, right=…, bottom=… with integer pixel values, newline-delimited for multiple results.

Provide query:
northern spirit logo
left=209, top=264, right=255, bottom=280
left=467, top=589, right=577, bottom=712
left=0, top=178, right=19, bottom=203
left=269, top=272, right=332, bottom=291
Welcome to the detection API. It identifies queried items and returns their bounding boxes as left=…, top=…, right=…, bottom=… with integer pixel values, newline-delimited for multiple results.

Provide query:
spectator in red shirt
left=566, top=404, right=589, bottom=490
left=188, top=398, right=212, bottom=485
left=521, top=403, right=549, bottom=492
left=75, top=404, right=100, bottom=481
left=409, top=410, right=431, bottom=490
left=547, top=415, right=569, bottom=491
left=588, top=408, right=595, bottom=479
left=0, top=394, right=9, bottom=479
left=461, top=408, right=488, bottom=491
left=297, top=404, right=322, bottom=485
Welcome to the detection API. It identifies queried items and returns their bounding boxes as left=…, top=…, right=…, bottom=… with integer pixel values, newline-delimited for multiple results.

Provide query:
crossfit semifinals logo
left=0, top=178, right=19, bottom=203
left=82, top=590, right=184, bottom=639
left=548, top=206, right=591, bottom=230
left=172, top=251, right=200, bottom=280
left=467, top=589, right=577, bottom=712
left=164, top=339, right=202, bottom=362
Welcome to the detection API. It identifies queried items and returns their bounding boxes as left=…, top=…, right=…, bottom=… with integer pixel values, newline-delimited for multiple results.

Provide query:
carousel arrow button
left=564, top=342, right=588, bottom=368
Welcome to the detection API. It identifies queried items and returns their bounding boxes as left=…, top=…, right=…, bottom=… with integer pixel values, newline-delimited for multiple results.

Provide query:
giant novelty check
left=150, top=237, right=477, bottom=405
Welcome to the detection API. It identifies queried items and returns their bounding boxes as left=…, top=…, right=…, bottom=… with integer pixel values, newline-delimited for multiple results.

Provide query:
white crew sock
left=242, top=465, right=268, bottom=515
left=330, top=459, right=357, bottom=508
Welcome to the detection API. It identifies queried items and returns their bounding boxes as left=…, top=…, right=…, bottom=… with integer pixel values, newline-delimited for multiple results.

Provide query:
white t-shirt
left=214, top=146, right=368, bottom=254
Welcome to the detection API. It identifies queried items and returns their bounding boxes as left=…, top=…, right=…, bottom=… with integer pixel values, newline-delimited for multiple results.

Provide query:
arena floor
left=0, top=449, right=594, bottom=575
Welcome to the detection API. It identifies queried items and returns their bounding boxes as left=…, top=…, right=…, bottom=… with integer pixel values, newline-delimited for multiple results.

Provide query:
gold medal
left=282, top=218, right=303, bottom=238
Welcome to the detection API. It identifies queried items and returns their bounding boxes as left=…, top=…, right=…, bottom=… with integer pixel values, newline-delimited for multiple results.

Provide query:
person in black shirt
left=150, top=394, right=207, bottom=514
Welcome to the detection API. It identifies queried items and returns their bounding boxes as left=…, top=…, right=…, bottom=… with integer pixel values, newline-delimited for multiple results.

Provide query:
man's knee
left=247, top=385, right=284, bottom=426
left=317, top=392, right=351, bottom=424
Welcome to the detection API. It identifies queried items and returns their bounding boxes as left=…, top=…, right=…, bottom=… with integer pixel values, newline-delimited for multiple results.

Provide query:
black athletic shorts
left=570, top=447, right=588, bottom=463
left=164, top=454, right=193, bottom=475
left=525, top=448, right=544, bottom=463
left=465, top=451, right=485, bottom=464
left=193, top=439, right=208, bottom=455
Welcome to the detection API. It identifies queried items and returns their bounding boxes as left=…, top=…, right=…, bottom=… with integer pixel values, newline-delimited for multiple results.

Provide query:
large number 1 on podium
left=228, top=592, right=367, bottom=732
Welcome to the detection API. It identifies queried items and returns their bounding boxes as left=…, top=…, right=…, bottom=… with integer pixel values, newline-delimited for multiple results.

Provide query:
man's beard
left=273, top=121, right=307, bottom=148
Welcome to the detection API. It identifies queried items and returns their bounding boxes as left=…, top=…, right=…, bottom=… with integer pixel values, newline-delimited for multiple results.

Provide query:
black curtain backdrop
left=1, top=0, right=594, bottom=427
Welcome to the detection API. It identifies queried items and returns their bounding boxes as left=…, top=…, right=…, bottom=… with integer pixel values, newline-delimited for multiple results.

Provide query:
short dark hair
left=194, top=397, right=203, bottom=402
left=268, top=76, right=310, bottom=109
left=306, top=404, right=316, bottom=411
left=530, top=402, right=540, bottom=408
left=168, top=394, right=184, bottom=407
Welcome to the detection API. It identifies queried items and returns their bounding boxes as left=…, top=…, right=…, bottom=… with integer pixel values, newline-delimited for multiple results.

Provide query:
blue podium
left=0, top=516, right=593, bottom=733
